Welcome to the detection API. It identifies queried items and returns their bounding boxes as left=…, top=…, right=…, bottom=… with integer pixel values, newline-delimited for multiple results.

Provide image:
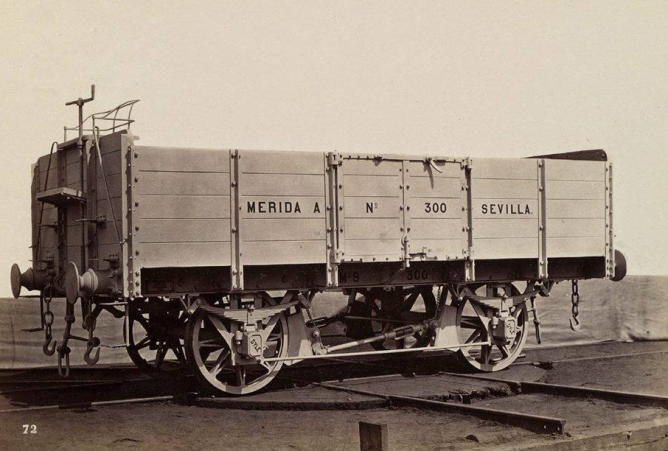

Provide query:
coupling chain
left=42, top=288, right=56, bottom=356
left=571, top=280, right=580, bottom=321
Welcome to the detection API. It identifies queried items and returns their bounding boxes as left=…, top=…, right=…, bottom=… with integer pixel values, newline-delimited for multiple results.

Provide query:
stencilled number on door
left=22, top=425, right=37, bottom=434
left=424, top=202, right=447, bottom=213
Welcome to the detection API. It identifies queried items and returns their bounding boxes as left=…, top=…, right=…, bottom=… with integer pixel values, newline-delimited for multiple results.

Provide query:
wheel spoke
left=135, top=336, right=151, bottom=350
left=465, top=329, right=482, bottom=344
left=480, top=345, right=491, bottom=364
left=155, top=343, right=167, bottom=368
left=497, top=343, right=511, bottom=358
left=209, top=350, right=231, bottom=376
left=235, top=365, right=246, bottom=386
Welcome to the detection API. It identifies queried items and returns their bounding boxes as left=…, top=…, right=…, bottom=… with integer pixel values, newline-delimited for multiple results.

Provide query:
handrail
left=64, top=99, right=139, bottom=141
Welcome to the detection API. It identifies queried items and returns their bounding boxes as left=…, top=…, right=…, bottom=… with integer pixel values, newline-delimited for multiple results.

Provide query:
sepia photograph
left=0, top=1, right=667, bottom=450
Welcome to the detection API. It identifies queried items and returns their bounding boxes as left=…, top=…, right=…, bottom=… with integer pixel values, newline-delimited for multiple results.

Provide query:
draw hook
left=57, top=346, right=71, bottom=377
left=569, top=317, right=581, bottom=331
left=43, top=337, right=57, bottom=356
left=84, top=338, right=101, bottom=365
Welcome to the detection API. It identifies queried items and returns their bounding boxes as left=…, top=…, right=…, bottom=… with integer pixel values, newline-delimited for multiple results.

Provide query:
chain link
left=571, top=279, right=580, bottom=321
left=42, top=287, right=55, bottom=355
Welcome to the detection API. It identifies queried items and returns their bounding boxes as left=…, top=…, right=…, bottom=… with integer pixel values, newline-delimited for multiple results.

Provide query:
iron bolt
left=399, top=206, right=403, bottom=210
left=134, top=153, right=138, bottom=158
left=134, top=177, right=139, bottom=183
left=135, top=201, right=139, bottom=207
left=135, top=250, right=140, bottom=256
left=231, top=181, right=236, bottom=187
left=135, top=226, right=139, bottom=231
left=231, top=228, right=237, bottom=233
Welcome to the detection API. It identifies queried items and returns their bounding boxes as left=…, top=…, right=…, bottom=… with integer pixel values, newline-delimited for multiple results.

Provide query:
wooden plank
left=342, top=159, right=400, bottom=176
left=545, top=159, right=605, bottom=181
left=473, top=179, right=538, bottom=200
left=97, top=150, right=123, bottom=178
left=242, top=218, right=326, bottom=241
left=139, top=242, right=231, bottom=267
left=406, top=160, right=462, bottom=178
left=409, top=218, right=461, bottom=240
left=474, top=218, right=539, bottom=239
left=343, top=174, right=401, bottom=197
left=344, top=197, right=401, bottom=219
left=240, top=150, right=324, bottom=174
left=472, top=159, right=537, bottom=180
left=409, top=197, right=462, bottom=219
left=241, top=196, right=325, bottom=219
left=344, top=239, right=403, bottom=258
left=65, top=161, right=82, bottom=186
left=241, top=173, right=324, bottom=196
left=547, top=237, right=605, bottom=257
left=137, top=195, right=230, bottom=219
left=96, top=177, right=123, bottom=201
left=546, top=180, right=604, bottom=200
left=409, top=238, right=463, bottom=258
left=136, top=171, right=230, bottom=196
left=139, top=218, right=231, bottom=243
left=96, top=221, right=123, bottom=245
left=547, top=199, right=605, bottom=219
left=547, top=218, right=605, bottom=238
left=242, top=240, right=325, bottom=265
left=135, top=146, right=230, bottom=173
left=96, top=197, right=123, bottom=223
left=472, top=199, right=538, bottom=219
left=474, top=237, right=537, bottom=259
left=409, top=176, right=461, bottom=198
left=344, top=218, right=402, bottom=241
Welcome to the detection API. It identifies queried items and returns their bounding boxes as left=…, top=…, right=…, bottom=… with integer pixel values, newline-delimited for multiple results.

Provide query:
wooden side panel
left=405, top=160, right=465, bottom=260
left=239, top=150, right=326, bottom=266
left=471, top=159, right=539, bottom=260
left=545, top=160, right=607, bottom=257
left=341, top=158, right=403, bottom=261
left=132, top=146, right=232, bottom=268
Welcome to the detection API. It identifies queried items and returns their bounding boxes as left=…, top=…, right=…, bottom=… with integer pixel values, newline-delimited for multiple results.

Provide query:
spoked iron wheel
left=347, top=286, right=437, bottom=350
left=125, top=297, right=188, bottom=379
left=451, top=284, right=528, bottom=372
left=185, top=296, right=288, bottom=396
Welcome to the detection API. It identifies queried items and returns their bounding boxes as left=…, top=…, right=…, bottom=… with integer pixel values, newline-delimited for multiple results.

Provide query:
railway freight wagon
left=10, top=92, right=626, bottom=395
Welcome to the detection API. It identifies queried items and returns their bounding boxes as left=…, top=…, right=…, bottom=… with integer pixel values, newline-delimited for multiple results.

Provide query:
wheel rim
left=126, top=298, right=188, bottom=377
left=187, top=297, right=288, bottom=395
left=453, top=285, right=528, bottom=372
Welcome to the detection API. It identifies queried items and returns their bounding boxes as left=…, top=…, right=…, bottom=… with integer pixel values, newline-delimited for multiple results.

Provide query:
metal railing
left=63, top=98, right=139, bottom=141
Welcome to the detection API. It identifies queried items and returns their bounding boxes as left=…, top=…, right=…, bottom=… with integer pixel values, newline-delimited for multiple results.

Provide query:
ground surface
left=1, top=341, right=668, bottom=451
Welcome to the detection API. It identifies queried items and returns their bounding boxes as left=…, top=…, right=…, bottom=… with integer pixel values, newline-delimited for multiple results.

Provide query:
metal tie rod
left=316, top=382, right=566, bottom=434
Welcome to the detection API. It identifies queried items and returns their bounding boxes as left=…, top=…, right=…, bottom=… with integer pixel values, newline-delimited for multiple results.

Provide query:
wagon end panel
left=237, top=150, right=327, bottom=270
left=544, top=159, right=609, bottom=279
left=91, top=132, right=125, bottom=273
left=127, top=143, right=232, bottom=296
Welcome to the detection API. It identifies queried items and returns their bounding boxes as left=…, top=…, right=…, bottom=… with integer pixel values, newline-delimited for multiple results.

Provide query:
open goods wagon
left=10, top=90, right=626, bottom=395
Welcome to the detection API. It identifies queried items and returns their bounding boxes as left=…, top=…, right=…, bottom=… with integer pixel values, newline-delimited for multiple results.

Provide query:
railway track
left=1, top=347, right=667, bottom=437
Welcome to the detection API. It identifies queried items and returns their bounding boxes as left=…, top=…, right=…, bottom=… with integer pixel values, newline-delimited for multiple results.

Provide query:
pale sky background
left=0, top=1, right=666, bottom=296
